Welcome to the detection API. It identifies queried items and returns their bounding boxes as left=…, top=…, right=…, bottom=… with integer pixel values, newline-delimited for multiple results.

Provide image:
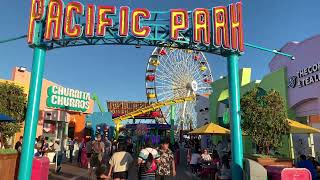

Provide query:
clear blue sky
left=0, top=0, right=319, bottom=110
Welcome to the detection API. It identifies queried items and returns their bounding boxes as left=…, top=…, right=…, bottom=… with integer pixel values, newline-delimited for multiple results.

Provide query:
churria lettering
left=46, top=85, right=90, bottom=112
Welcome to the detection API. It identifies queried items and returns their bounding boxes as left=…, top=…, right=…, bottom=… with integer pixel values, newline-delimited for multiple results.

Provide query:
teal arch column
left=227, top=53, right=243, bottom=179
left=18, top=47, right=46, bottom=180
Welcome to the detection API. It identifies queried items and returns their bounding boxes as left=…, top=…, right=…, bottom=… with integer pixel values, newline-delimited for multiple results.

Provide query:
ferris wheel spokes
left=145, top=47, right=213, bottom=131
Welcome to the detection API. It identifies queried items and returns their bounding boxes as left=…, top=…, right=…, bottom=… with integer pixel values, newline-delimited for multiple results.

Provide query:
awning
left=0, top=113, right=15, bottom=122
left=288, top=119, right=320, bottom=134
left=189, top=123, right=230, bottom=135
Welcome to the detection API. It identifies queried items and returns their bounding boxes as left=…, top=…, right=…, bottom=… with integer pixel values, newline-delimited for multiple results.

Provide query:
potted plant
left=0, top=82, right=27, bottom=180
left=241, top=88, right=291, bottom=167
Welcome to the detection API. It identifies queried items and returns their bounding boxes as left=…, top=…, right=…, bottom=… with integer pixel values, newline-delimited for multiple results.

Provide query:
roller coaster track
left=113, top=96, right=195, bottom=124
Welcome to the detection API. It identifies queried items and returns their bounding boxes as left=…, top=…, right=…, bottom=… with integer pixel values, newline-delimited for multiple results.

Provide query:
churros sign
left=27, top=0, right=244, bottom=53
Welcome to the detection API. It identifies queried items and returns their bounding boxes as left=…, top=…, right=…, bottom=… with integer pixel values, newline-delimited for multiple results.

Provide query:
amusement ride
left=146, top=47, right=213, bottom=130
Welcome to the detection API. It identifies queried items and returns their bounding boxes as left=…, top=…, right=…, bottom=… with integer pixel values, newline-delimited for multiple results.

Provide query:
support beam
left=170, top=105, right=175, bottom=145
left=227, top=53, right=243, bottom=180
left=18, top=47, right=46, bottom=180
left=289, top=133, right=295, bottom=160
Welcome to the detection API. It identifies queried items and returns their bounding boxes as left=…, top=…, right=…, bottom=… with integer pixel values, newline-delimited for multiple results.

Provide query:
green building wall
left=209, top=67, right=293, bottom=158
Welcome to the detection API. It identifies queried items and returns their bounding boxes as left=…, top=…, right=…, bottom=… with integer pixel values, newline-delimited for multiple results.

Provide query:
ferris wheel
left=145, top=47, right=213, bottom=130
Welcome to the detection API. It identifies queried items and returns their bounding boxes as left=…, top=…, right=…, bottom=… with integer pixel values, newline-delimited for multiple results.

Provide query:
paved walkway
left=48, top=147, right=202, bottom=180
left=48, top=163, right=199, bottom=180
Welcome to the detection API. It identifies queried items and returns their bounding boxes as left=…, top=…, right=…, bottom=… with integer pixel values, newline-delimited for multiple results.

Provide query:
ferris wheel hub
left=187, top=80, right=198, bottom=92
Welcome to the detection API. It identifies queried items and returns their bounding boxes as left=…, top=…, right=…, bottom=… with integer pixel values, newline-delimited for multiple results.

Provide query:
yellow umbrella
left=288, top=119, right=320, bottom=134
left=189, top=123, right=230, bottom=135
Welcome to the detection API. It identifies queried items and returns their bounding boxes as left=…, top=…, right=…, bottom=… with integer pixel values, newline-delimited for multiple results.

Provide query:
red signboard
left=107, top=101, right=162, bottom=118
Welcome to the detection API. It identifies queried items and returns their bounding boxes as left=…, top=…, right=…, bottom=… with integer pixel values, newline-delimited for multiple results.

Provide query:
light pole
left=227, top=53, right=243, bottom=180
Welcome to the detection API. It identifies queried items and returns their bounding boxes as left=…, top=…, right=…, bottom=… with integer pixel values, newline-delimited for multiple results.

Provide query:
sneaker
left=56, top=166, right=61, bottom=173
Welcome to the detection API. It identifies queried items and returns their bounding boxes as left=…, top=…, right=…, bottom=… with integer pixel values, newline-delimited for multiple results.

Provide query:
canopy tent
left=189, top=123, right=230, bottom=135
left=287, top=119, right=320, bottom=160
left=287, top=119, right=320, bottom=134
left=0, top=113, right=15, bottom=122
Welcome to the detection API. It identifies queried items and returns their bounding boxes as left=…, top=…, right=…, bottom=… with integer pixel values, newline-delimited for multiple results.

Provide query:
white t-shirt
left=190, top=153, right=201, bottom=164
left=109, top=151, right=133, bottom=172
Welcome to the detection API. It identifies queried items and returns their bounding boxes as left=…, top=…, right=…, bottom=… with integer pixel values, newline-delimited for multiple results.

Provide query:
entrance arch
left=20, top=1, right=244, bottom=180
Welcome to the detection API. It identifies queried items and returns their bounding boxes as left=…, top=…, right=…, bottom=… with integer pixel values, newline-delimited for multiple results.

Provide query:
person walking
left=15, top=136, right=23, bottom=153
left=298, top=154, right=317, bottom=180
left=126, top=138, right=134, bottom=155
left=68, top=138, right=75, bottom=163
left=215, top=154, right=231, bottom=180
left=138, top=140, right=160, bottom=180
left=90, top=134, right=105, bottom=176
left=107, top=143, right=134, bottom=180
left=156, top=139, right=176, bottom=180
left=190, top=149, right=201, bottom=174
left=104, top=137, right=112, bottom=162
left=53, top=139, right=62, bottom=173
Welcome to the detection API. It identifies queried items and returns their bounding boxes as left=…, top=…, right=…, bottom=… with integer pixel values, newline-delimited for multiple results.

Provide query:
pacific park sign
left=27, top=0, right=244, bottom=53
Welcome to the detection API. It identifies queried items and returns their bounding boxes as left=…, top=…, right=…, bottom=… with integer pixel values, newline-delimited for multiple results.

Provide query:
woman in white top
left=201, top=149, right=212, bottom=163
left=107, top=143, right=133, bottom=180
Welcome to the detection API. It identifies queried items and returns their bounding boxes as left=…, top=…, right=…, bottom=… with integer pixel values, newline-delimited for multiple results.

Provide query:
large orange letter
left=229, top=2, right=244, bottom=52
left=170, top=9, right=188, bottom=41
left=44, top=0, right=64, bottom=41
left=131, top=8, right=151, bottom=38
left=213, top=6, right=230, bottom=48
left=96, top=6, right=116, bottom=37
left=64, top=2, right=84, bottom=38
left=119, top=6, right=129, bottom=37
left=27, top=0, right=45, bottom=44
left=85, top=4, right=96, bottom=37
left=193, top=8, right=210, bottom=45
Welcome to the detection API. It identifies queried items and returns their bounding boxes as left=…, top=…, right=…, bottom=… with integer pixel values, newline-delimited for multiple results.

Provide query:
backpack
left=145, top=149, right=157, bottom=173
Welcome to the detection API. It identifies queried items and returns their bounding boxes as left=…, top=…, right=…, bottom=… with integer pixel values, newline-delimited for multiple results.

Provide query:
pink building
left=269, top=35, right=320, bottom=157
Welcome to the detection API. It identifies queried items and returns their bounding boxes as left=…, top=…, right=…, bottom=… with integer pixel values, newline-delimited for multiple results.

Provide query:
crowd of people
left=12, top=133, right=320, bottom=180
left=184, top=138, right=232, bottom=180
left=90, top=135, right=177, bottom=180
left=26, top=133, right=177, bottom=180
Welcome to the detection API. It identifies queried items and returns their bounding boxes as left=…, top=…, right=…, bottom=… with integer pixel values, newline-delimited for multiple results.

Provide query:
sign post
left=18, top=47, right=46, bottom=180
left=227, top=53, right=243, bottom=180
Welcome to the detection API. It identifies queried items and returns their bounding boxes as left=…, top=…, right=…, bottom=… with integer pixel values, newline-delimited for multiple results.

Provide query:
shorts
left=113, top=171, right=128, bottom=179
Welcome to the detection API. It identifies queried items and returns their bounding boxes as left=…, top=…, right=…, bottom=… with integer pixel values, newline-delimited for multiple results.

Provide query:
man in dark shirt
left=126, top=138, right=134, bottom=155
left=298, top=154, right=317, bottom=180
left=15, top=136, right=23, bottom=153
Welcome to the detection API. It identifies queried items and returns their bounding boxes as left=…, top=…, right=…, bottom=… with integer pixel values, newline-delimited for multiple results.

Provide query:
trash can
left=31, top=156, right=50, bottom=180
left=281, top=168, right=312, bottom=180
